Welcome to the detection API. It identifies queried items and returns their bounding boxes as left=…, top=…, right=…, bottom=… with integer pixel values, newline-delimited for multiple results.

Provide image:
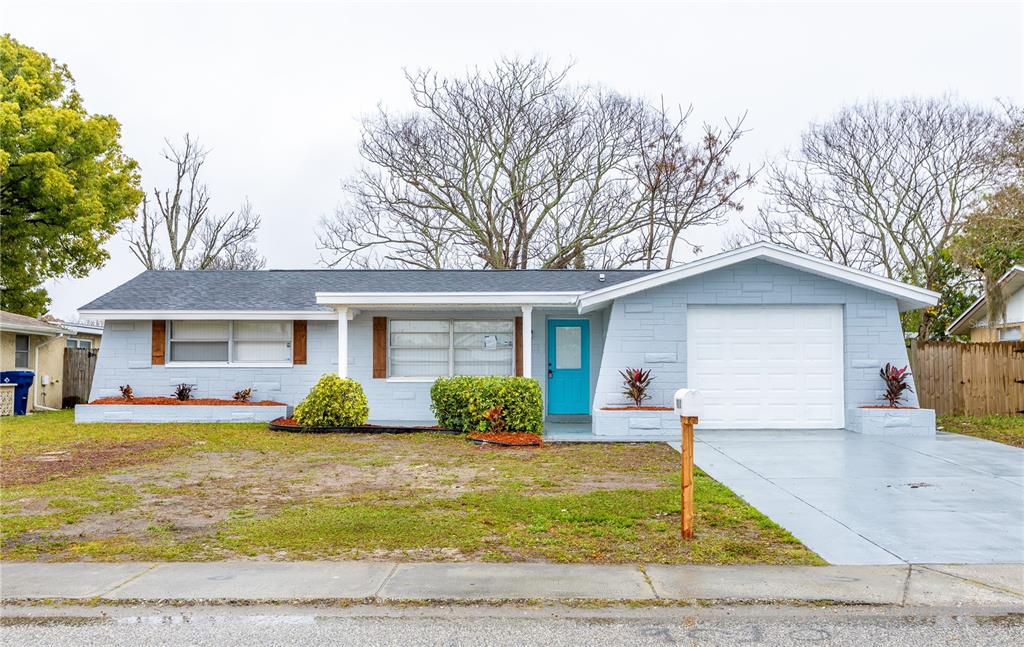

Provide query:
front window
left=999, top=326, right=1022, bottom=342
left=167, top=320, right=292, bottom=364
left=14, top=335, right=29, bottom=368
left=389, top=319, right=514, bottom=378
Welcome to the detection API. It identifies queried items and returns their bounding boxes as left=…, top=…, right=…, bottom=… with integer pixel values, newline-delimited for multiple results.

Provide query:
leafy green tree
left=1, top=35, right=142, bottom=316
left=902, top=251, right=979, bottom=341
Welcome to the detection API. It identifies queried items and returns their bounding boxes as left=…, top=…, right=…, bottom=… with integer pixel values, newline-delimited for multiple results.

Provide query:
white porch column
left=337, top=306, right=349, bottom=378
left=521, top=305, right=533, bottom=378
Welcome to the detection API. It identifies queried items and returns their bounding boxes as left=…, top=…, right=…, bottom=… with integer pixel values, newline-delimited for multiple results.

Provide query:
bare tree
left=318, top=58, right=754, bottom=270
left=126, top=135, right=265, bottom=270
left=732, top=97, right=1009, bottom=338
left=621, top=106, right=757, bottom=269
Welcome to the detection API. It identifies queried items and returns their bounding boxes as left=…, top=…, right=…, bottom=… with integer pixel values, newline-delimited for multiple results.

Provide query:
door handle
left=548, top=362, right=553, bottom=379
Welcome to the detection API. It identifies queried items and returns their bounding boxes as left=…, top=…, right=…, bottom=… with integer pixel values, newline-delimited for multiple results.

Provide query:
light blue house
left=79, top=243, right=938, bottom=436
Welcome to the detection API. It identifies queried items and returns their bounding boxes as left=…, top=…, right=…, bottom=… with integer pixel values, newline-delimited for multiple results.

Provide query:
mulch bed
left=269, top=417, right=457, bottom=434
left=89, top=397, right=285, bottom=406
left=858, top=406, right=919, bottom=409
left=467, top=432, right=544, bottom=447
left=600, top=406, right=674, bottom=411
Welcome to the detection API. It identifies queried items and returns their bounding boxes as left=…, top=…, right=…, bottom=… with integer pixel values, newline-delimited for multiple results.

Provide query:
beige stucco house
left=0, top=310, right=71, bottom=412
left=947, top=266, right=1024, bottom=342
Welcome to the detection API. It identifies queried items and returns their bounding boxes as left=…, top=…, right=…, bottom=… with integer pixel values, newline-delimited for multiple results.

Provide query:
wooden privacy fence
left=910, top=341, right=1024, bottom=416
left=62, top=347, right=98, bottom=408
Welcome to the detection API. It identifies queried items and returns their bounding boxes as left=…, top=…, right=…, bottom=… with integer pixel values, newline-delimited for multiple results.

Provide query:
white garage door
left=687, top=305, right=844, bottom=429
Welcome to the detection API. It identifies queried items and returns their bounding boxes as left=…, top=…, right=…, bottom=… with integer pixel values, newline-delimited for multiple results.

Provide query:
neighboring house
left=947, top=265, right=1024, bottom=342
left=0, top=310, right=70, bottom=412
left=79, top=243, right=937, bottom=430
left=46, top=318, right=103, bottom=349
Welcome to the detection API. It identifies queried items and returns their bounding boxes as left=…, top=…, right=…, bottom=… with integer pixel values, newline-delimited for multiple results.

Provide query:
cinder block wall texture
left=593, top=258, right=918, bottom=412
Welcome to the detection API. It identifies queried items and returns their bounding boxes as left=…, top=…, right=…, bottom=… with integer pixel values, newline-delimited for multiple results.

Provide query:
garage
left=686, top=304, right=845, bottom=429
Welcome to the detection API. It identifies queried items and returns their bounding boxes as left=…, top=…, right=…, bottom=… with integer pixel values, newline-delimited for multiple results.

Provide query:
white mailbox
left=673, top=388, right=704, bottom=418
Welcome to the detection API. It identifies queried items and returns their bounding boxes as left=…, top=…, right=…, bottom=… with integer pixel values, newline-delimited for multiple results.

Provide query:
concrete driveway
left=683, top=429, right=1024, bottom=565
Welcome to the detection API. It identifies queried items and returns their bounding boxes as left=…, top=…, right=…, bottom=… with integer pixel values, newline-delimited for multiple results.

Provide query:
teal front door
left=547, top=319, right=590, bottom=415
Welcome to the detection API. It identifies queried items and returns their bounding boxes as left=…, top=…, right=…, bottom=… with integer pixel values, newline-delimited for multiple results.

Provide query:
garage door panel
left=687, top=305, right=844, bottom=429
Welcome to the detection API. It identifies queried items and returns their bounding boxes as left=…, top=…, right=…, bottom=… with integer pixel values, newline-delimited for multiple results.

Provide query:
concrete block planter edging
left=593, top=407, right=679, bottom=437
left=846, top=406, right=936, bottom=437
left=75, top=404, right=289, bottom=424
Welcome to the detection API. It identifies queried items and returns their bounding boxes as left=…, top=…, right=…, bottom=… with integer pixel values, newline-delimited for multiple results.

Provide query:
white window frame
left=998, top=325, right=1023, bottom=342
left=66, top=338, right=93, bottom=349
left=165, top=320, right=294, bottom=368
left=14, top=334, right=30, bottom=368
left=386, top=318, right=515, bottom=382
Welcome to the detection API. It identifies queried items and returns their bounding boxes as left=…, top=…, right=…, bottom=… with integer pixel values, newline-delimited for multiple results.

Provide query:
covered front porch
left=316, top=290, right=612, bottom=424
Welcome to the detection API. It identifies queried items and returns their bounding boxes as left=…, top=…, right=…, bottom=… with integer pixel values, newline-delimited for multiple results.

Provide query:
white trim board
left=77, top=310, right=339, bottom=321
left=578, top=243, right=939, bottom=314
left=316, top=292, right=583, bottom=306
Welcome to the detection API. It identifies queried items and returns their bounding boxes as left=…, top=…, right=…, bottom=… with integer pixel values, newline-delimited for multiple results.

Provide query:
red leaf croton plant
left=879, top=363, right=914, bottom=407
left=620, top=367, right=653, bottom=407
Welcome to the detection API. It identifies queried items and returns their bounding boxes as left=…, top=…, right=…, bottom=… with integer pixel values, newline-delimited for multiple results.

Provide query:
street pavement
left=3, top=603, right=1023, bottom=646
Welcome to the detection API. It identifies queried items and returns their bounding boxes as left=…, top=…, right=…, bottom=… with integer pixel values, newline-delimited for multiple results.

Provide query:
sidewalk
left=3, top=561, right=1023, bottom=607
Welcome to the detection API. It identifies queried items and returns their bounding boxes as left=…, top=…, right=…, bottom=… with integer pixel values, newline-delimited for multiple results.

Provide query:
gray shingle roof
left=79, top=269, right=657, bottom=312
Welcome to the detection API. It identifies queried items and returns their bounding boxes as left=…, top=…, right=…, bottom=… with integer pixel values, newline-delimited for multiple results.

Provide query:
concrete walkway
left=2, top=561, right=1023, bottom=607
left=673, top=429, right=1024, bottom=565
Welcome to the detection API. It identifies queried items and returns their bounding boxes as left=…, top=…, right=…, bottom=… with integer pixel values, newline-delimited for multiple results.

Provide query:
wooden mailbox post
left=679, top=415, right=697, bottom=539
left=673, top=389, right=703, bottom=541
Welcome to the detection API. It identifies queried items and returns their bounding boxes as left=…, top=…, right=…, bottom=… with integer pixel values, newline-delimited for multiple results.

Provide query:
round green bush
left=430, top=376, right=543, bottom=435
left=294, top=374, right=370, bottom=427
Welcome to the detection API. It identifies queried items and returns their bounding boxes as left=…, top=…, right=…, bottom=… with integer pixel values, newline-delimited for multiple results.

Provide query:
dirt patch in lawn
left=18, top=438, right=670, bottom=554
left=2, top=438, right=186, bottom=487
left=1, top=413, right=822, bottom=565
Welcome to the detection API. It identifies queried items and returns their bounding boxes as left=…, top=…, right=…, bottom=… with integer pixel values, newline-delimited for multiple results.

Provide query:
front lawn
left=938, top=415, right=1024, bottom=448
left=0, top=410, right=821, bottom=565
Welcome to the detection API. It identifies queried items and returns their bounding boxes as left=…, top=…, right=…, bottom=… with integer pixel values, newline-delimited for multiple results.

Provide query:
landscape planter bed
left=846, top=406, right=936, bottom=437
left=89, top=397, right=285, bottom=406
left=269, top=417, right=459, bottom=435
left=593, top=405, right=680, bottom=437
left=467, top=431, right=544, bottom=447
left=76, top=401, right=288, bottom=423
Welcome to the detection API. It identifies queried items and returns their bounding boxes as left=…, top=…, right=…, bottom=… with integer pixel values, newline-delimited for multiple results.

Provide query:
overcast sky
left=5, top=0, right=1022, bottom=320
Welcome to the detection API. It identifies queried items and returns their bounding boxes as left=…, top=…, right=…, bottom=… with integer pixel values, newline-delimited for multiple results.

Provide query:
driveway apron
left=677, top=429, right=1024, bottom=565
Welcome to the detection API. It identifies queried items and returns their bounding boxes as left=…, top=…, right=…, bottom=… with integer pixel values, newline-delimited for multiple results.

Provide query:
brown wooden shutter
left=514, top=316, right=523, bottom=377
left=151, top=320, right=166, bottom=365
left=292, top=320, right=307, bottom=365
left=372, top=317, right=387, bottom=378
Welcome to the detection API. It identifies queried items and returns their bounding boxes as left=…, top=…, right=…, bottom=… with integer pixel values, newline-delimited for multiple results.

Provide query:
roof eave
left=315, top=292, right=584, bottom=306
left=946, top=266, right=1024, bottom=335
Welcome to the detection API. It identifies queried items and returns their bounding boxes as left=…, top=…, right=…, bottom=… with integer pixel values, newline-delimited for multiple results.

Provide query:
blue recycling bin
left=1, top=371, right=35, bottom=415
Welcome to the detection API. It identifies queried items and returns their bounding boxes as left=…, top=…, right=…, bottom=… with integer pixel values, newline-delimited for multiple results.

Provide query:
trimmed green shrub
left=294, top=374, right=370, bottom=427
left=430, top=376, right=543, bottom=435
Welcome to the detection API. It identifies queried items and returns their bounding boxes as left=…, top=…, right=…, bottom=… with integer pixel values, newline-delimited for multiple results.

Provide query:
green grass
left=1, top=410, right=822, bottom=565
left=938, top=415, right=1024, bottom=448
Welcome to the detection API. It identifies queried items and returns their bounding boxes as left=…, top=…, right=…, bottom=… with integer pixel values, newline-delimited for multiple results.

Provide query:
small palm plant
left=620, top=367, right=653, bottom=407
left=118, top=384, right=134, bottom=401
left=879, top=363, right=913, bottom=407
left=173, top=383, right=196, bottom=401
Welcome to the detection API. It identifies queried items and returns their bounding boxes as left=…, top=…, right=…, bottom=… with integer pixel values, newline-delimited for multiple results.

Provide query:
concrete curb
left=2, top=562, right=1022, bottom=606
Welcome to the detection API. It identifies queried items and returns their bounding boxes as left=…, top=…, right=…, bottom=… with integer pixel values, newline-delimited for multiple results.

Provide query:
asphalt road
left=3, top=604, right=1023, bottom=646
